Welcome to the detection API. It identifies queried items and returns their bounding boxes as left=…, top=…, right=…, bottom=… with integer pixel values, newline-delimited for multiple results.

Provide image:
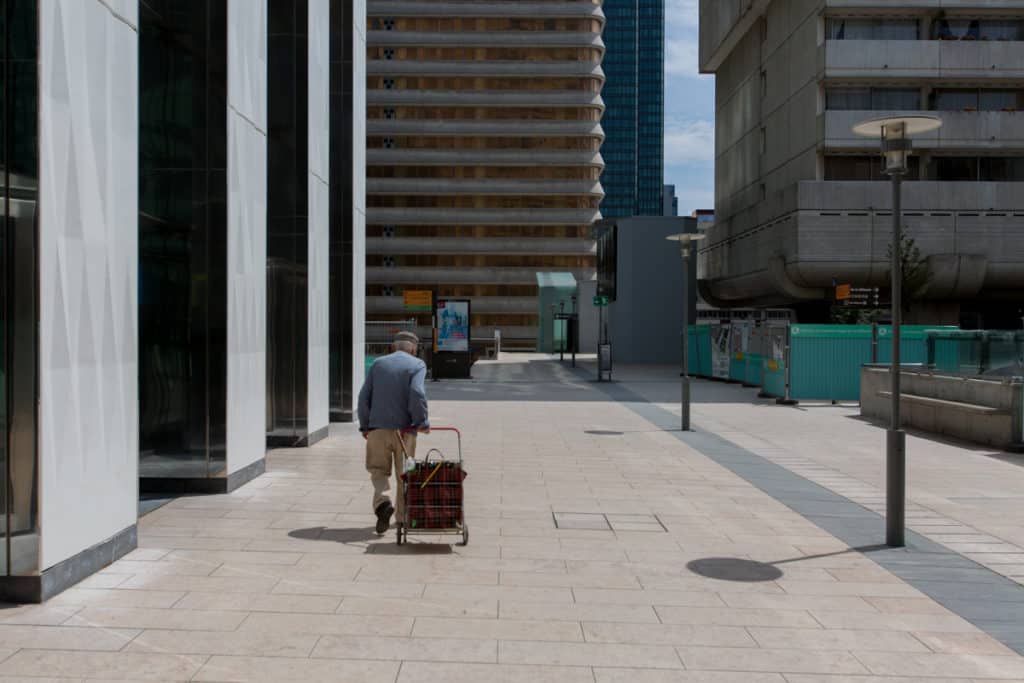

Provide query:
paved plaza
left=3, top=356, right=1024, bottom=681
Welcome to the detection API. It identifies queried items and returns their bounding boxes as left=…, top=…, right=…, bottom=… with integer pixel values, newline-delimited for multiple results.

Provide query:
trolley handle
left=399, top=426, right=462, bottom=461
left=402, top=426, right=461, bottom=438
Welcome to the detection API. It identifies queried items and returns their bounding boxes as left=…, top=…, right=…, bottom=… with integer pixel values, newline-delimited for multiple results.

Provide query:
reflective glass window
left=934, top=89, right=980, bottom=111
left=827, top=18, right=918, bottom=40
left=934, top=157, right=978, bottom=181
left=0, top=0, right=39, bottom=577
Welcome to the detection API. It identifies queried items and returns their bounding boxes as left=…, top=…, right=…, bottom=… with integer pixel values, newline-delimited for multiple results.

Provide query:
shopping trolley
left=396, top=427, right=468, bottom=546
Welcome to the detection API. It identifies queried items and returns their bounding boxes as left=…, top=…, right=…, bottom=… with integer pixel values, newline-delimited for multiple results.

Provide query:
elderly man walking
left=358, top=331, right=430, bottom=534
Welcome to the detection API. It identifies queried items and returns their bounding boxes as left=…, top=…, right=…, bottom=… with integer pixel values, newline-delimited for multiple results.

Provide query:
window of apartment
left=932, top=156, right=1024, bottom=181
left=933, top=88, right=1024, bottom=111
left=826, top=18, right=919, bottom=40
left=824, top=155, right=920, bottom=181
left=826, top=87, right=920, bottom=111
left=934, top=18, right=1023, bottom=41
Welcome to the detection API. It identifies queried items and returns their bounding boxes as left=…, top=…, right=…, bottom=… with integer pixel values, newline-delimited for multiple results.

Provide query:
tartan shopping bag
left=401, top=456, right=467, bottom=530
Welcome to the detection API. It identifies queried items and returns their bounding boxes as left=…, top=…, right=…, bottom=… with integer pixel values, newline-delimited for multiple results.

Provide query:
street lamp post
left=853, top=115, right=942, bottom=547
left=666, top=232, right=705, bottom=431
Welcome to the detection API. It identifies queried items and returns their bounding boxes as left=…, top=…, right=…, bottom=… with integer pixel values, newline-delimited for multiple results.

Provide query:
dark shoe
left=375, top=502, right=395, bottom=534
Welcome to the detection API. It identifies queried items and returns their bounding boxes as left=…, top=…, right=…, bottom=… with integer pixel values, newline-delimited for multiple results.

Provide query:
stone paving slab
left=1, top=356, right=1023, bottom=680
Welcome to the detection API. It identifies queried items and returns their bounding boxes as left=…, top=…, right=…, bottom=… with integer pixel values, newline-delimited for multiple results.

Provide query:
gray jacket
left=357, top=351, right=430, bottom=432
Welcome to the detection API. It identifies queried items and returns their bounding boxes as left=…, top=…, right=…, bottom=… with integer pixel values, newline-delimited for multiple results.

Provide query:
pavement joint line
left=580, top=371, right=1024, bottom=656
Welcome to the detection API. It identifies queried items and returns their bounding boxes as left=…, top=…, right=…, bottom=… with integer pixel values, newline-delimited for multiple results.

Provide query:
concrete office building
left=699, top=1, right=1024, bottom=326
left=0, top=0, right=365, bottom=602
left=365, top=0, right=605, bottom=348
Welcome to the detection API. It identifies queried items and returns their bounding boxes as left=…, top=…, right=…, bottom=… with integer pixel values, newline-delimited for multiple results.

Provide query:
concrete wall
left=227, top=0, right=268, bottom=476
left=861, top=366, right=1024, bottom=450
left=38, top=0, right=139, bottom=569
left=308, top=0, right=331, bottom=436
left=609, top=217, right=698, bottom=364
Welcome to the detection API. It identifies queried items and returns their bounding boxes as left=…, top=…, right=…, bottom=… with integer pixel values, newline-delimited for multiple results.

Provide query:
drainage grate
left=585, top=430, right=625, bottom=436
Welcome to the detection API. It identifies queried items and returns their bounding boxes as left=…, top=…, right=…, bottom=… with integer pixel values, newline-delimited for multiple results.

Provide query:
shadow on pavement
left=686, top=558, right=783, bottom=582
left=688, top=544, right=893, bottom=582
left=288, top=526, right=455, bottom=555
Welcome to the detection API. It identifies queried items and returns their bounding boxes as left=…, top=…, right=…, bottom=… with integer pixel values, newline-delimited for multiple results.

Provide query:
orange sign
left=835, top=284, right=852, bottom=301
left=403, top=290, right=432, bottom=311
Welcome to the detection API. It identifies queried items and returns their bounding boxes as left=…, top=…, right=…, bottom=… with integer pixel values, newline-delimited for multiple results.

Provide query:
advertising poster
left=711, top=324, right=731, bottom=379
left=436, top=299, right=470, bottom=352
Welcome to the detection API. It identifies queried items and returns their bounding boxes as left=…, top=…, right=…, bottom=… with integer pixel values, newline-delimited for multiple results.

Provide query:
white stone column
left=308, top=0, right=331, bottom=439
left=36, top=0, right=139, bottom=593
left=227, top=0, right=268, bottom=481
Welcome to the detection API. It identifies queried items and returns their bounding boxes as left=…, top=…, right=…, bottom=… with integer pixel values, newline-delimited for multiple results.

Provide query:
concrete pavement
left=1, top=355, right=1024, bottom=681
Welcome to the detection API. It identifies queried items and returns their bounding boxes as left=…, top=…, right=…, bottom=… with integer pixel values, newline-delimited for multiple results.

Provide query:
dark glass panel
left=935, top=157, right=979, bottom=181
left=1, top=0, right=39, bottom=577
left=980, top=157, right=1024, bottom=181
left=138, top=0, right=228, bottom=480
left=328, top=0, right=353, bottom=421
left=934, top=89, right=979, bottom=111
left=267, top=0, right=311, bottom=441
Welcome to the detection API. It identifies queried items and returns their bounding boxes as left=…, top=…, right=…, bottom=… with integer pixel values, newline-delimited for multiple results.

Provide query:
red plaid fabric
left=401, top=461, right=467, bottom=530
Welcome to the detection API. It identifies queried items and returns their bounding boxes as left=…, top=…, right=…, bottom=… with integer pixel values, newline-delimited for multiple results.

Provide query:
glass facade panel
left=267, top=0, right=310, bottom=442
left=933, top=19, right=1021, bottom=41
left=934, top=157, right=978, bottom=181
left=600, top=0, right=664, bottom=218
left=826, top=88, right=920, bottom=111
left=824, top=155, right=919, bottom=181
left=138, top=0, right=228, bottom=480
left=980, top=157, right=1024, bottom=181
left=329, top=0, right=353, bottom=422
left=934, top=89, right=979, bottom=111
left=827, top=18, right=918, bottom=40
left=980, top=90, right=1024, bottom=111
left=0, top=0, right=38, bottom=576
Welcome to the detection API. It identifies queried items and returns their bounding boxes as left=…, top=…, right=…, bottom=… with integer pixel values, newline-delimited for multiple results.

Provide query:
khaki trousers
left=366, top=430, right=417, bottom=523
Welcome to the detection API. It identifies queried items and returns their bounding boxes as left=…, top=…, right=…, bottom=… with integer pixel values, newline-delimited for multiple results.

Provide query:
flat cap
left=394, top=330, right=420, bottom=345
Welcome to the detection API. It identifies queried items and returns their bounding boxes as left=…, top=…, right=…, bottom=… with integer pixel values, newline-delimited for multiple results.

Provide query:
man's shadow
left=288, top=526, right=452, bottom=554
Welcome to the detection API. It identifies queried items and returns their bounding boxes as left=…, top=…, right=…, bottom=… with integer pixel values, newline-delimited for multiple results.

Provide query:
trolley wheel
left=396, top=524, right=405, bottom=546
left=458, top=525, right=469, bottom=547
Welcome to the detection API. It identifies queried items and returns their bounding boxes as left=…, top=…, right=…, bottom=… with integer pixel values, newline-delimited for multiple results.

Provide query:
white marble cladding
left=38, top=0, right=139, bottom=568
left=308, top=0, right=330, bottom=434
left=227, top=0, right=268, bottom=472
left=352, top=0, right=367, bottom=395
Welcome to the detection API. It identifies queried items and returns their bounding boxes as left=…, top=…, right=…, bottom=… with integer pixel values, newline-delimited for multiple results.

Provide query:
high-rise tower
left=365, top=1, right=606, bottom=348
left=600, top=0, right=665, bottom=218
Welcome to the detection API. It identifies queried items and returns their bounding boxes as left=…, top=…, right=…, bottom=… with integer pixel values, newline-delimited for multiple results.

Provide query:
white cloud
left=664, top=119, right=715, bottom=166
left=665, top=37, right=700, bottom=78
left=666, top=0, right=699, bottom=28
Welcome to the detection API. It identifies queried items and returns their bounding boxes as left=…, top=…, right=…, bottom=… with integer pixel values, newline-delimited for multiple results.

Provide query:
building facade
left=365, top=0, right=606, bottom=348
left=699, top=1, right=1024, bottom=326
left=600, top=0, right=665, bottom=218
left=663, top=184, right=678, bottom=216
left=0, top=0, right=365, bottom=603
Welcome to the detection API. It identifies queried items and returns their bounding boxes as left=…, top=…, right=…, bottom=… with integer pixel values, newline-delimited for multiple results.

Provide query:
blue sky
left=663, top=0, right=715, bottom=215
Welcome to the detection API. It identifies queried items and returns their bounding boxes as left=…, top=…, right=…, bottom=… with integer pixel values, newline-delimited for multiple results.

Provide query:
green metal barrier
left=927, top=329, right=1024, bottom=375
left=789, top=325, right=874, bottom=401
left=876, top=325, right=956, bottom=364
left=688, top=325, right=712, bottom=377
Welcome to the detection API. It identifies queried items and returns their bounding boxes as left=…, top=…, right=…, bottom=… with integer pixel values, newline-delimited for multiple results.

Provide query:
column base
left=140, top=457, right=266, bottom=495
left=0, top=524, right=137, bottom=604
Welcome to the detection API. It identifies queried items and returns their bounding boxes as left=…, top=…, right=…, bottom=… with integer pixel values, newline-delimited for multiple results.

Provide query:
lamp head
left=852, top=115, right=942, bottom=176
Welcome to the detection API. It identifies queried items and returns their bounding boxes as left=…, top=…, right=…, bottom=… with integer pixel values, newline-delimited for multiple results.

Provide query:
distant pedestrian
left=357, top=331, right=430, bottom=534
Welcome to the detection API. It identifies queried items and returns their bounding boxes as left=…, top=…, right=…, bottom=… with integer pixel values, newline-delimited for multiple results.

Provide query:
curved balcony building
left=366, top=0, right=605, bottom=348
